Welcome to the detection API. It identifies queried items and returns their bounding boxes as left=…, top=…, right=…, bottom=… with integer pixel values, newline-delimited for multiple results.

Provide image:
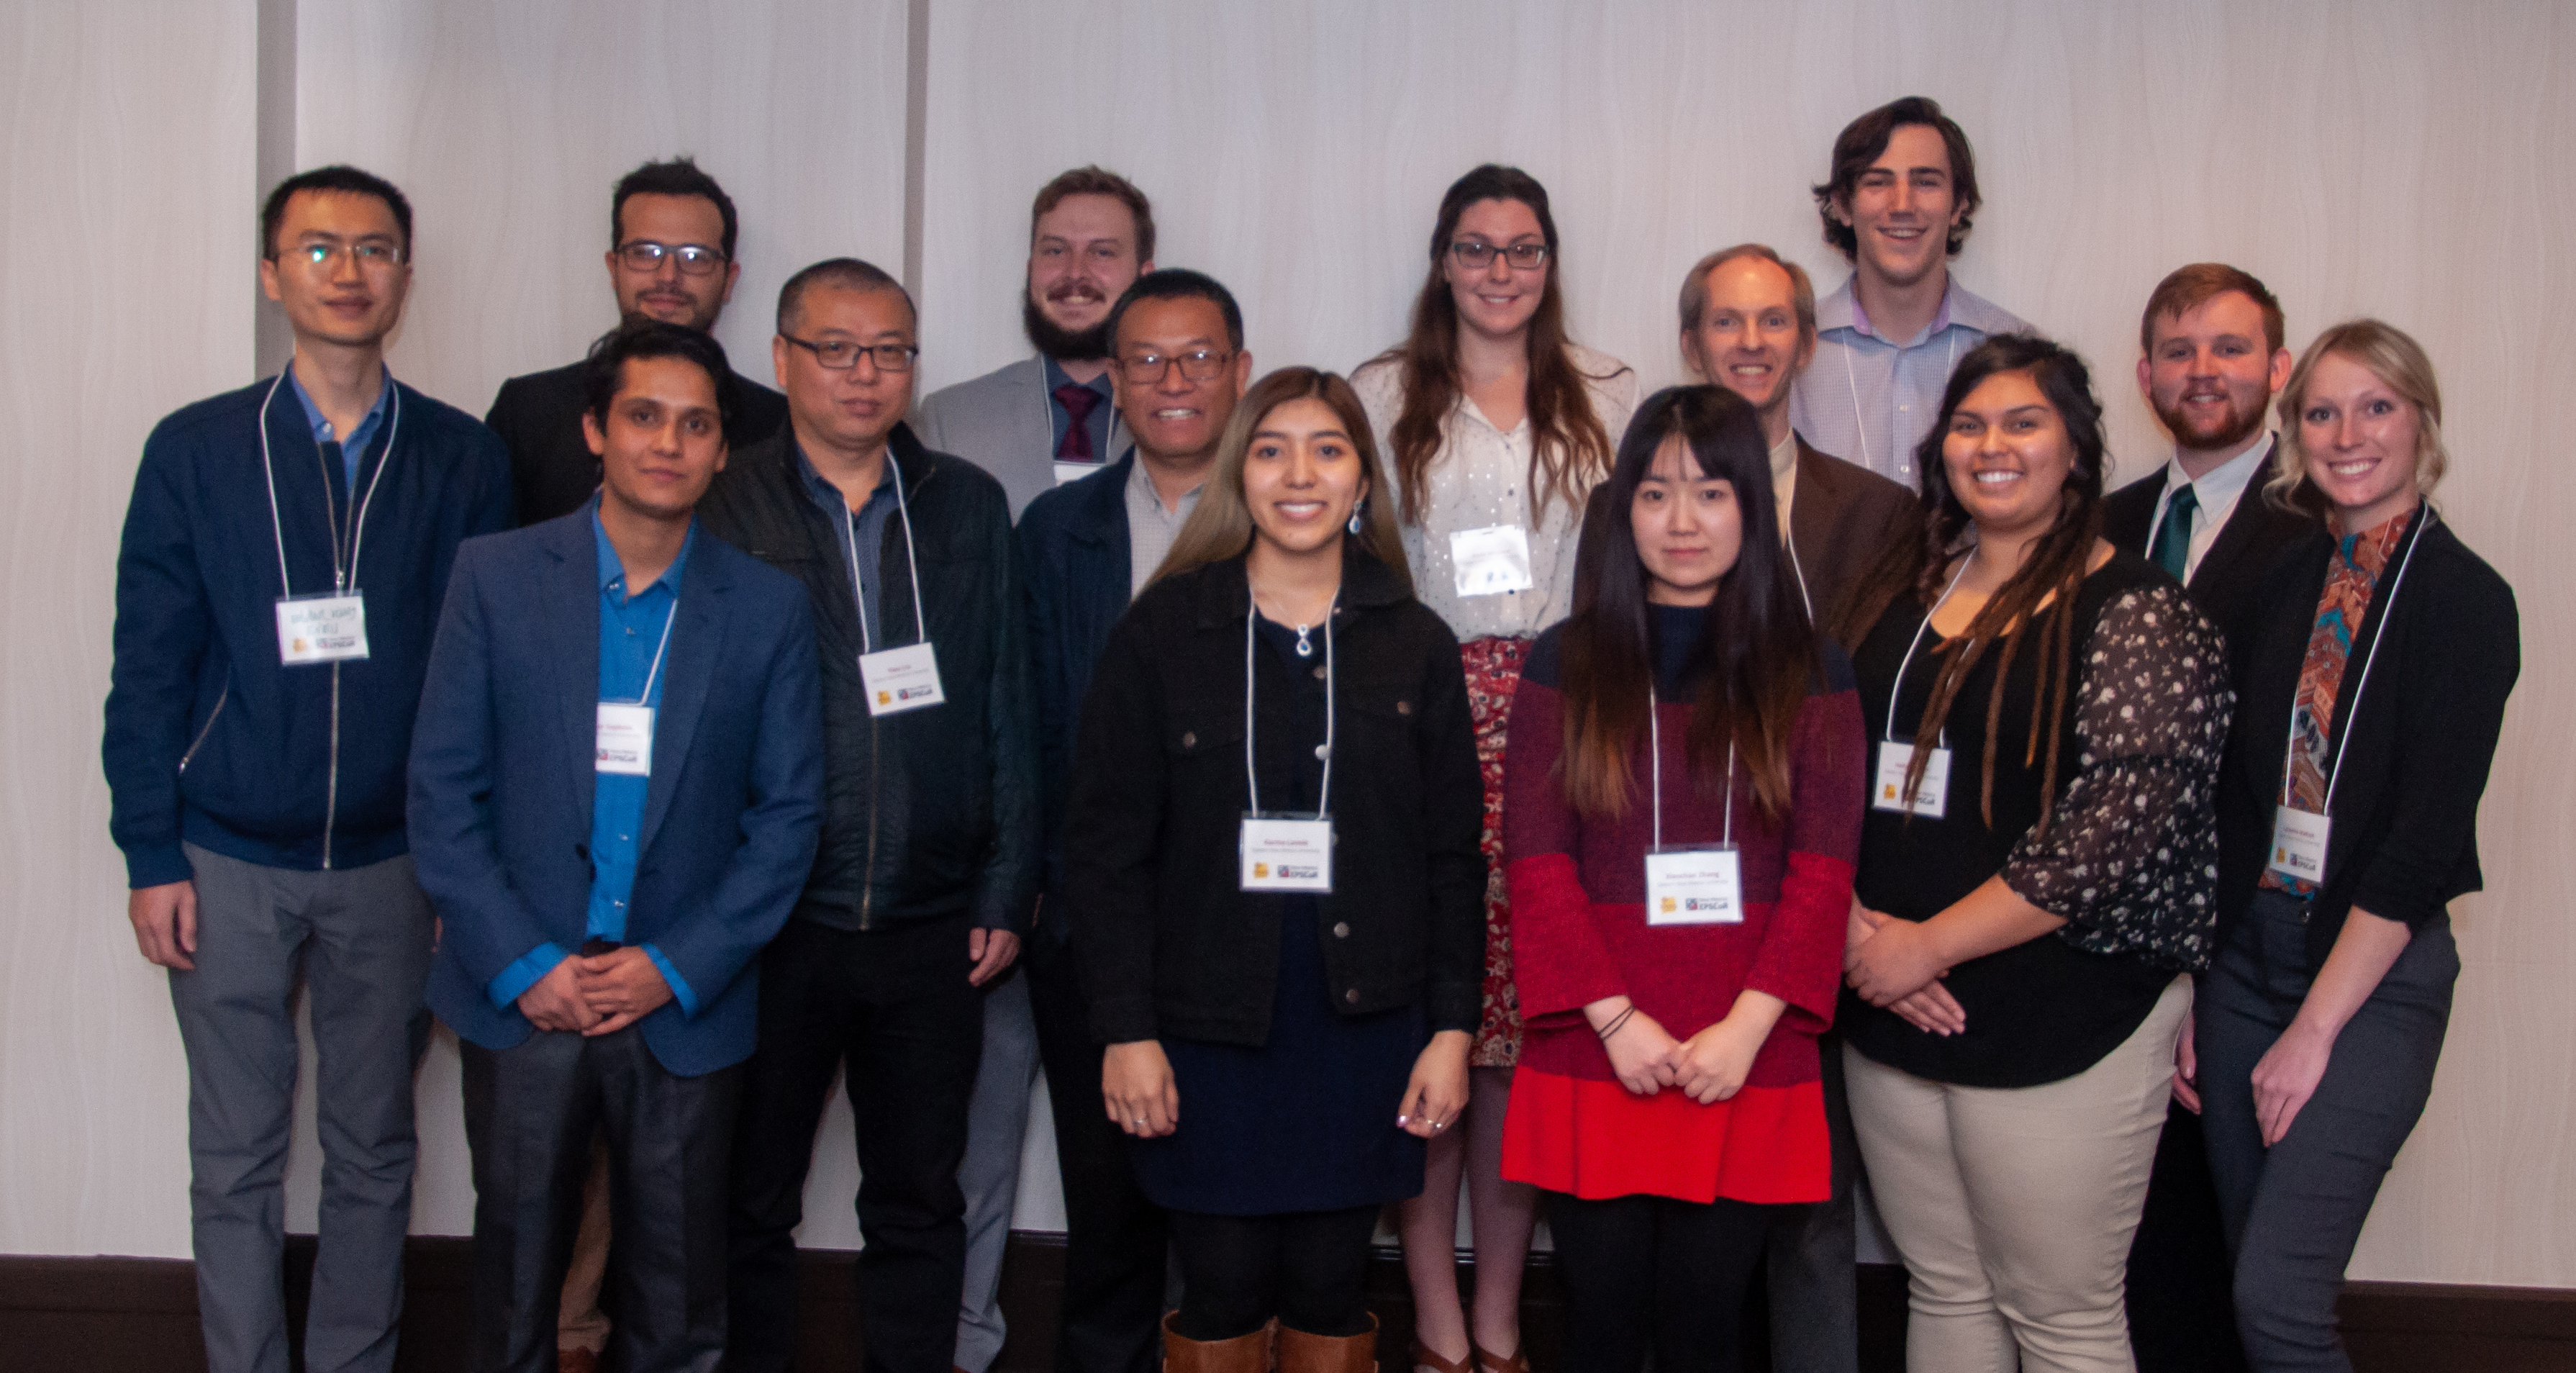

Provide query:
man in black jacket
left=486, top=158, right=788, bottom=526
left=700, top=257, right=1040, bottom=1373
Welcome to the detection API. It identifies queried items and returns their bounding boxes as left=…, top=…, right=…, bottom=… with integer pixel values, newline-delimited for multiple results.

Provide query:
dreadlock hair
left=1556, top=386, right=1816, bottom=823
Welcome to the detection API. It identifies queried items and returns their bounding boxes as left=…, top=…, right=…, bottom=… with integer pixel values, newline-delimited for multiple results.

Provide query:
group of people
left=102, top=94, right=2519, bottom=1373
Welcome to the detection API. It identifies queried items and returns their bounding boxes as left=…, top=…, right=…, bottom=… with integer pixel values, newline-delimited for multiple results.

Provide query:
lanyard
left=257, top=367, right=403, bottom=596
left=833, top=450, right=930, bottom=654
left=1648, top=683, right=1733, bottom=849
left=2279, top=507, right=2431, bottom=817
left=1885, top=556, right=1972, bottom=745
left=1843, top=327, right=1957, bottom=476
left=1246, top=592, right=1337, bottom=821
left=625, top=595, right=679, bottom=707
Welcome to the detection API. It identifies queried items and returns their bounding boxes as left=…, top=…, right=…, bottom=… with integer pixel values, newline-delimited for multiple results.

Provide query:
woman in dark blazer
left=1063, top=366, right=1485, bottom=1373
left=2192, top=320, right=2519, bottom=1373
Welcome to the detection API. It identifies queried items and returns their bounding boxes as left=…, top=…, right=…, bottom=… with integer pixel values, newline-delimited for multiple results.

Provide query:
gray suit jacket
left=915, top=356, right=1133, bottom=519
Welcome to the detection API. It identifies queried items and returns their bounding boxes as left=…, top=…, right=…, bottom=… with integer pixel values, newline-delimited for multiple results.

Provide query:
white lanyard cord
left=632, top=595, right=679, bottom=707
left=835, top=451, right=930, bottom=655
left=1886, top=556, right=1973, bottom=745
left=1784, top=527, right=1815, bottom=622
left=2279, top=507, right=2432, bottom=817
left=1245, top=589, right=1337, bottom=822
left=258, top=368, right=402, bottom=596
left=1842, top=327, right=1957, bottom=477
left=1648, top=681, right=1733, bottom=851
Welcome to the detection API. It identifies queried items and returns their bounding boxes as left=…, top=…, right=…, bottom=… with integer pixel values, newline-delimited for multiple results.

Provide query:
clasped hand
left=1590, top=999, right=1764, bottom=1104
left=1844, top=906, right=1967, bottom=1037
left=515, top=948, right=674, bottom=1036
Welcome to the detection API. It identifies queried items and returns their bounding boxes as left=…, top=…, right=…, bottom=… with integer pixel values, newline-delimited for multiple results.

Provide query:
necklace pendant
left=1294, top=625, right=1315, bottom=657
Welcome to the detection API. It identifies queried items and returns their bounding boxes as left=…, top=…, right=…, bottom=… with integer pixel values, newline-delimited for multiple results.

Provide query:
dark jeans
left=725, top=915, right=986, bottom=1373
left=1165, top=1206, right=1379, bottom=1342
left=1027, top=935, right=1170, bottom=1373
left=2198, top=890, right=2456, bottom=1373
left=460, top=1028, right=740, bottom=1373
left=1760, top=1030, right=1857, bottom=1373
left=1546, top=1191, right=1773, bottom=1373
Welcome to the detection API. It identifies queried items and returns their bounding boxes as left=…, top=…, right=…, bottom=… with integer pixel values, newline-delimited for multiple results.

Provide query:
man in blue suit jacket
left=410, top=321, right=822, bottom=1373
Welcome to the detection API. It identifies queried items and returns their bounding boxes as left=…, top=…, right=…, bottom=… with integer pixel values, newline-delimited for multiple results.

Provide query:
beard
left=2153, top=391, right=2269, bottom=455
left=1022, top=291, right=1114, bottom=362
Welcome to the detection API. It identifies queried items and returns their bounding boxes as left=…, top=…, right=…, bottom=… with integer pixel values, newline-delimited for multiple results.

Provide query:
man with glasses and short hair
left=1789, top=96, right=2027, bottom=486
left=700, top=258, right=1040, bottom=1373
left=486, top=158, right=788, bottom=526
left=104, top=164, right=512, bottom=1373
left=1013, top=268, right=1253, bottom=1373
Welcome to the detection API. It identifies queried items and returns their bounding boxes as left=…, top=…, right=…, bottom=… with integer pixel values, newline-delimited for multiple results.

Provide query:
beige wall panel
left=920, top=0, right=2576, bottom=1284
left=0, top=0, right=260, bottom=1258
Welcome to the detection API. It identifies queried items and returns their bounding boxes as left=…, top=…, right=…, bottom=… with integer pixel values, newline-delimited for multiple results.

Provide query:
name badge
left=1450, top=525, right=1535, bottom=597
left=274, top=593, right=368, bottom=666
left=2267, top=806, right=2331, bottom=884
left=596, top=703, right=654, bottom=775
left=1241, top=815, right=1333, bottom=892
left=1053, top=459, right=1102, bottom=486
left=1646, top=845, right=1742, bottom=925
left=1872, top=740, right=1950, bottom=818
left=860, top=641, right=946, bottom=715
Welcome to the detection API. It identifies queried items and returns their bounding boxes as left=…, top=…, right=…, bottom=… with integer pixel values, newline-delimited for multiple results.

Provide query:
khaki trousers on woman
left=1845, top=976, right=2189, bottom=1373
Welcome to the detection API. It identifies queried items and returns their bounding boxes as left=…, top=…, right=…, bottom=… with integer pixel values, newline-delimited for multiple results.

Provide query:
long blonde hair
left=2264, top=319, right=2449, bottom=516
left=1149, top=367, right=1412, bottom=592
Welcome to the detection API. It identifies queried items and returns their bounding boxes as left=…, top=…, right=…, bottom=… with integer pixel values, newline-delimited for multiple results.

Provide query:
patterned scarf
left=2262, top=508, right=2416, bottom=894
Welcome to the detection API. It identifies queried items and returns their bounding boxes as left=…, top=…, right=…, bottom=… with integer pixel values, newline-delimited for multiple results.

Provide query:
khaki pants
left=1845, top=976, right=2187, bottom=1373
left=558, top=1136, right=612, bottom=1354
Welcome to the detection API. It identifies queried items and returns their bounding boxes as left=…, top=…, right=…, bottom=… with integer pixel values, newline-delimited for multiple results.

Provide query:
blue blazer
left=410, top=510, right=824, bottom=1076
left=1015, top=452, right=1135, bottom=942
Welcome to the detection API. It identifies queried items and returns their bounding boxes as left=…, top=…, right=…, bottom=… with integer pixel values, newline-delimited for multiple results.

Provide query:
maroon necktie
left=1053, top=383, right=1102, bottom=463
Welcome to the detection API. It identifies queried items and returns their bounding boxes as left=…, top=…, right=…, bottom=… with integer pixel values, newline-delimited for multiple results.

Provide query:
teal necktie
left=2152, top=484, right=2198, bottom=580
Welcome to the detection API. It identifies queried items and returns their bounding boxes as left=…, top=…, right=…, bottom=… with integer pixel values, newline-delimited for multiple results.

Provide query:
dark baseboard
left=3, top=1235, right=2568, bottom=1372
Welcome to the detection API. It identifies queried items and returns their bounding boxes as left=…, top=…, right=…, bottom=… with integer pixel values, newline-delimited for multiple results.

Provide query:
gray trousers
left=955, top=967, right=1043, bottom=1372
left=2198, top=890, right=2457, bottom=1373
left=1762, top=1030, right=1859, bottom=1373
left=172, top=843, right=436, bottom=1373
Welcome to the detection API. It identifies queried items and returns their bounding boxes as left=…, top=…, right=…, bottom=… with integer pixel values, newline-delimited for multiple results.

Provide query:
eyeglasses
left=1448, top=240, right=1549, bottom=271
left=1117, top=348, right=1235, bottom=386
left=617, top=241, right=728, bottom=276
left=782, top=335, right=920, bottom=373
left=283, top=240, right=405, bottom=271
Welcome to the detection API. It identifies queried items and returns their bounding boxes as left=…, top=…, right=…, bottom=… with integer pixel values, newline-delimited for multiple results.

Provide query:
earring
left=1348, top=499, right=1365, bottom=535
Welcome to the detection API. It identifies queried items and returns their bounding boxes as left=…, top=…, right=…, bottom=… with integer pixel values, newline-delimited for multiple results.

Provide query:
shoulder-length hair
left=2264, top=319, right=2449, bottom=517
left=1149, top=366, right=1411, bottom=592
left=1370, top=164, right=1617, bottom=529
left=1556, top=386, right=1816, bottom=823
left=1842, top=333, right=2108, bottom=833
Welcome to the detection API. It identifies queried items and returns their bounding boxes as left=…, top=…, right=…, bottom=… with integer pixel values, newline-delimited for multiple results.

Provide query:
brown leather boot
left=1276, top=1313, right=1379, bottom=1373
left=1164, top=1310, right=1277, bottom=1373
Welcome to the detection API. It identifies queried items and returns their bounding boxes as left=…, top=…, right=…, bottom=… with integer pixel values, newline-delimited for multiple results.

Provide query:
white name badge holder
left=595, top=602, right=677, bottom=776
left=839, top=451, right=948, bottom=716
left=1239, top=594, right=1336, bottom=894
left=1450, top=524, right=1536, bottom=597
left=258, top=371, right=401, bottom=666
left=1643, top=685, right=1742, bottom=925
left=2267, top=509, right=2431, bottom=886
left=1872, top=559, right=1968, bottom=818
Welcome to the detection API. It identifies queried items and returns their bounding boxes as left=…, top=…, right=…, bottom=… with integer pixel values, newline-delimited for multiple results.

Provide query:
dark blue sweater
left=104, top=373, right=513, bottom=887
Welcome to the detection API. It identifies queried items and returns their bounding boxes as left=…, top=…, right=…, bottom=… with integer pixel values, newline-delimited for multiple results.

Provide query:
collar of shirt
left=2337, top=503, right=2416, bottom=578
left=2158, top=430, right=2274, bottom=520
left=1040, top=352, right=1116, bottom=446
left=793, top=440, right=898, bottom=515
left=1124, top=448, right=1205, bottom=519
left=591, top=502, right=693, bottom=606
left=285, top=361, right=394, bottom=454
left=1817, top=276, right=2020, bottom=350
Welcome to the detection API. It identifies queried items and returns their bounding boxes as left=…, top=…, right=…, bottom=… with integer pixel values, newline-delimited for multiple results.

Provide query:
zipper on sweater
left=178, top=686, right=229, bottom=774
left=857, top=712, right=881, bottom=928
left=323, top=659, right=342, bottom=869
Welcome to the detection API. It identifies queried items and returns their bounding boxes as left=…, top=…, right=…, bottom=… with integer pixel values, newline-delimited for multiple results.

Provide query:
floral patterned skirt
left=1462, top=635, right=1530, bottom=1067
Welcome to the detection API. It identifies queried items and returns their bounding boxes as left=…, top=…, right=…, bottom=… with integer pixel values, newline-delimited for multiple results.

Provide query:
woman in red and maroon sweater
left=1500, top=386, right=1864, bottom=1373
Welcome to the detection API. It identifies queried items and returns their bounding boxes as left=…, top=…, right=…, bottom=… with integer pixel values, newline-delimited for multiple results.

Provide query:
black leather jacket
left=1066, top=548, right=1485, bottom=1048
left=697, top=423, right=1038, bottom=934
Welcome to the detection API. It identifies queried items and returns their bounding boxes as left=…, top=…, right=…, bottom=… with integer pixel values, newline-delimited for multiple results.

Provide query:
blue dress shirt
left=796, top=443, right=903, bottom=647
left=1788, top=277, right=2027, bottom=486
left=285, top=363, right=394, bottom=491
left=486, top=507, right=699, bottom=1015
left=1040, top=354, right=1116, bottom=464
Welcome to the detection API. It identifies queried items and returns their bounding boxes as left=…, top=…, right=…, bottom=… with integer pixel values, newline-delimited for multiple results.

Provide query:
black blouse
left=1844, top=552, right=2231, bottom=1088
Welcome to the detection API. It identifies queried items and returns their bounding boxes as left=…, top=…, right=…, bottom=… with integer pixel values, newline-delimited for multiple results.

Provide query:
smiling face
left=1684, top=256, right=1814, bottom=422
left=773, top=284, right=916, bottom=459
left=1631, top=432, right=1743, bottom=607
left=609, top=192, right=738, bottom=331
left=584, top=355, right=728, bottom=522
left=2294, top=350, right=2424, bottom=533
left=1028, top=192, right=1148, bottom=338
left=1941, top=368, right=2074, bottom=542
left=1112, top=294, right=1250, bottom=466
left=1834, top=123, right=1964, bottom=292
left=1442, top=196, right=1548, bottom=343
left=2140, top=290, right=2290, bottom=457
left=1241, top=396, right=1369, bottom=560
left=258, top=189, right=412, bottom=351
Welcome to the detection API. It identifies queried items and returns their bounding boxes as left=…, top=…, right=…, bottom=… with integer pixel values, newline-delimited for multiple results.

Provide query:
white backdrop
left=4, top=0, right=2571, bottom=1287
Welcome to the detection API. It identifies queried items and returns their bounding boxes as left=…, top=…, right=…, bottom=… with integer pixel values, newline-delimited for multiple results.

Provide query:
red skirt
left=1500, top=1066, right=1829, bottom=1205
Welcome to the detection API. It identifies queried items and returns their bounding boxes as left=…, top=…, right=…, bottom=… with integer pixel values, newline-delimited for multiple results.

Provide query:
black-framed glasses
left=284, top=240, right=405, bottom=271
left=1117, top=347, right=1236, bottom=386
left=782, top=335, right=920, bottom=373
left=1448, top=240, right=1549, bottom=271
left=617, top=240, right=728, bottom=276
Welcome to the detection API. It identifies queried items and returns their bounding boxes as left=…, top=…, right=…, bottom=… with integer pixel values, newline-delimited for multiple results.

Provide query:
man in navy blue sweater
left=102, top=165, right=512, bottom=1373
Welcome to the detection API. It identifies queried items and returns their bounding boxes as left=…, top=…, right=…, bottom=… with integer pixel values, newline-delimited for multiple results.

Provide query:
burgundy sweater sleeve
left=1502, top=677, right=1621, bottom=1023
left=1742, top=682, right=1867, bottom=1033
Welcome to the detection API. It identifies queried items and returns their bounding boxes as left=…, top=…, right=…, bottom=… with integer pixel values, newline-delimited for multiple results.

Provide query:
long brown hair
left=1373, top=165, right=1618, bottom=527
left=1843, top=335, right=2109, bottom=833
left=1149, top=367, right=1412, bottom=592
left=1558, top=388, right=1817, bottom=823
